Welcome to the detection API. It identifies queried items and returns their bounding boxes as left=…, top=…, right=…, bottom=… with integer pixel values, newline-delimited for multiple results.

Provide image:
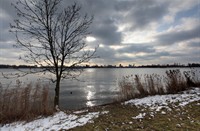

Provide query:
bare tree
left=11, top=0, right=96, bottom=110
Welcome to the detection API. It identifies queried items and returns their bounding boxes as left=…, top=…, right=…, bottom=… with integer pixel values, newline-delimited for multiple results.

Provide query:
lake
left=0, top=68, right=199, bottom=110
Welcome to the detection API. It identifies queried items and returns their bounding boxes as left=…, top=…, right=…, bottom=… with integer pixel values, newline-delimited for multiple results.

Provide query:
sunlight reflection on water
left=86, top=101, right=94, bottom=107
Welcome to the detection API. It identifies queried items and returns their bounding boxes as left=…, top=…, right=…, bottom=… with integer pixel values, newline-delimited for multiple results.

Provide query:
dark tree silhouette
left=11, top=0, right=96, bottom=110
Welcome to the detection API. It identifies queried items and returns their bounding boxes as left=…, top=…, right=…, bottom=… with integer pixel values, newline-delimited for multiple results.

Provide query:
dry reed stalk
left=184, top=70, right=200, bottom=87
left=134, top=75, right=148, bottom=97
left=0, top=81, right=54, bottom=124
left=117, top=69, right=198, bottom=102
left=165, top=70, right=187, bottom=93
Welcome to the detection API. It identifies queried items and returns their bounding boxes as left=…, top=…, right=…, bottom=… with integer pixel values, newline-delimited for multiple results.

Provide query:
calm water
left=0, top=68, right=199, bottom=110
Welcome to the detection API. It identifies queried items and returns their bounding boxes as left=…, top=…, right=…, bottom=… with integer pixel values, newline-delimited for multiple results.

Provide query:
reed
left=0, top=81, right=54, bottom=124
left=118, top=76, right=135, bottom=101
left=118, top=69, right=200, bottom=101
left=144, top=74, right=165, bottom=95
left=184, top=69, right=200, bottom=87
left=165, top=70, right=187, bottom=93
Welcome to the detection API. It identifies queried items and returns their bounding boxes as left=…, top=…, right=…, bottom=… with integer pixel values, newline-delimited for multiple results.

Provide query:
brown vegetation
left=118, top=69, right=200, bottom=101
left=165, top=70, right=187, bottom=93
left=0, top=81, right=54, bottom=124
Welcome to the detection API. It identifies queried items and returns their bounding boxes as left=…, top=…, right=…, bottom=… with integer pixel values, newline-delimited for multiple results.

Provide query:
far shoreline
left=0, top=65, right=200, bottom=69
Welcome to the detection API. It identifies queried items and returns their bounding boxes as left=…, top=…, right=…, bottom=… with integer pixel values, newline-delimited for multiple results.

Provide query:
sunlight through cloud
left=86, top=36, right=96, bottom=42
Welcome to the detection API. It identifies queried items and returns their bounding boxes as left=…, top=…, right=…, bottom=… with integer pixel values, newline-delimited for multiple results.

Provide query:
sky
left=0, top=0, right=200, bottom=66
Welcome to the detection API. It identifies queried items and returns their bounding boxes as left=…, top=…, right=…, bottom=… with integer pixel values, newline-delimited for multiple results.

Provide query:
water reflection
left=86, top=101, right=94, bottom=107
left=86, top=68, right=95, bottom=73
left=86, top=85, right=96, bottom=107
left=86, top=91, right=93, bottom=100
left=87, top=85, right=93, bottom=88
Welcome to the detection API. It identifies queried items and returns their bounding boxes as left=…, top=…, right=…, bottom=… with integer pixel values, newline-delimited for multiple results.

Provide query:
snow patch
left=124, top=88, right=200, bottom=111
left=0, top=111, right=108, bottom=131
left=101, top=111, right=109, bottom=115
left=132, top=113, right=146, bottom=119
left=73, top=109, right=88, bottom=114
left=161, top=111, right=166, bottom=114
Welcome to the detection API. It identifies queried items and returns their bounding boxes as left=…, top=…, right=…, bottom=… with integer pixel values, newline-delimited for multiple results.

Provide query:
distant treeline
left=0, top=65, right=38, bottom=68
left=0, top=63, right=200, bottom=69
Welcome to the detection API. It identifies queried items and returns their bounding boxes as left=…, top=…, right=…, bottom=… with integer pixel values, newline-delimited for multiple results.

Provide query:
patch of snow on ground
left=125, top=88, right=200, bottom=111
left=73, top=109, right=88, bottom=114
left=132, top=113, right=146, bottom=119
left=101, top=111, right=109, bottom=114
left=0, top=111, right=108, bottom=131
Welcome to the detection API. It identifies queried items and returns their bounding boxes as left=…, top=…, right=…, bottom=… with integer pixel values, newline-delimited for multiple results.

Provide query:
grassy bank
left=70, top=88, right=200, bottom=130
left=70, top=101, right=200, bottom=130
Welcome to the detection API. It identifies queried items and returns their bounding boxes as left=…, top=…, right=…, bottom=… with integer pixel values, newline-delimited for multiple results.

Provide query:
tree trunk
left=54, top=78, right=60, bottom=110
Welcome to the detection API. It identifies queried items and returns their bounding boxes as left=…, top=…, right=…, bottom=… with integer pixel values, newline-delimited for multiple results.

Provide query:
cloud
left=63, top=0, right=123, bottom=45
left=96, top=46, right=115, bottom=59
left=187, top=42, right=200, bottom=48
left=117, top=44, right=155, bottom=54
left=0, top=41, right=15, bottom=49
left=0, top=0, right=199, bottom=65
left=91, top=19, right=122, bottom=45
left=122, top=0, right=169, bottom=30
left=94, top=44, right=172, bottom=65
left=156, top=25, right=200, bottom=45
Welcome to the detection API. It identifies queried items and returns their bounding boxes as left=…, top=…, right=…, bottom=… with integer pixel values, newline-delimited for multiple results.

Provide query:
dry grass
left=118, top=77, right=135, bottom=100
left=0, top=81, right=54, bottom=124
left=134, top=75, right=149, bottom=97
left=71, top=101, right=200, bottom=131
left=118, top=74, right=164, bottom=101
left=165, top=70, right=188, bottom=93
left=118, top=69, right=200, bottom=101
left=184, top=69, right=200, bottom=87
left=145, top=74, right=165, bottom=95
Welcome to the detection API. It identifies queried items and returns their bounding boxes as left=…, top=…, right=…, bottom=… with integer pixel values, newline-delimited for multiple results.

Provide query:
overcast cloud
left=0, top=0, right=199, bottom=66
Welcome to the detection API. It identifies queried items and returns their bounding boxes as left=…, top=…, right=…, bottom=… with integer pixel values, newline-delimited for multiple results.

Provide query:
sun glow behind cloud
left=86, top=36, right=96, bottom=42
